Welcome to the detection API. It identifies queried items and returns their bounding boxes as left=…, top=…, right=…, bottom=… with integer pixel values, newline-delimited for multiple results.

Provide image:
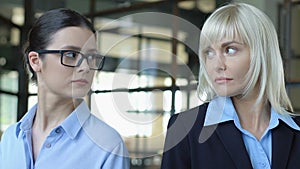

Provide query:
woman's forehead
left=48, top=27, right=97, bottom=49
left=201, top=36, right=244, bottom=48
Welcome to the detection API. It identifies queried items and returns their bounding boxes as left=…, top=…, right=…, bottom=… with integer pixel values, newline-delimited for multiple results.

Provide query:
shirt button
left=260, top=162, right=266, bottom=168
left=55, top=128, right=61, bottom=133
left=45, top=143, right=51, bottom=148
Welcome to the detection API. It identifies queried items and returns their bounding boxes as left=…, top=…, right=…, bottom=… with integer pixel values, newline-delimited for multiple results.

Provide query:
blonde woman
left=161, top=3, right=300, bottom=169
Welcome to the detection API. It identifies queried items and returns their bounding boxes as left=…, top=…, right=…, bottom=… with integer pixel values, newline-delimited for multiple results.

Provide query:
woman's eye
left=225, top=47, right=237, bottom=55
left=64, top=51, right=78, bottom=58
left=204, top=49, right=215, bottom=58
left=86, top=53, right=101, bottom=59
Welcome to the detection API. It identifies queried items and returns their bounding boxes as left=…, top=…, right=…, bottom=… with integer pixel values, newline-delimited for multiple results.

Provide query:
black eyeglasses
left=36, top=50, right=105, bottom=70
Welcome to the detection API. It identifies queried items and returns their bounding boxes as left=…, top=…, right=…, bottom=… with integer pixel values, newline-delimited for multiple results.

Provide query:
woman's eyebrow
left=60, top=45, right=81, bottom=51
left=202, top=46, right=212, bottom=52
left=221, top=41, right=244, bottom=48
left=59, top=46, right=98, bottom=53
left=85, top=49, right=98, bottom=53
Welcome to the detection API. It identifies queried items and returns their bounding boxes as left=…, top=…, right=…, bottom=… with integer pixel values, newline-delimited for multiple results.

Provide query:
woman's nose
left=77, top=58, right=90, bottom=72
left=215, top=53, right=226, bottom=71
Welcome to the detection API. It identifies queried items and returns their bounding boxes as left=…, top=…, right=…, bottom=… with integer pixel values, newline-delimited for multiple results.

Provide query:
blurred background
left=0, top=0, right=299, bottom=168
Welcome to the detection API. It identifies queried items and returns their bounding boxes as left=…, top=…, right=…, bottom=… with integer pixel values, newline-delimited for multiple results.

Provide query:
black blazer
left=161, top=103, right=300, bottom=169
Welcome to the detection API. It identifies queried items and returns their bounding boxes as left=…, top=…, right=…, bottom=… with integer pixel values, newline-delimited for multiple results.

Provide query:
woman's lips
left=72, top=79, right=88, bottom=85
left=215, top=77, right=233, bottom=84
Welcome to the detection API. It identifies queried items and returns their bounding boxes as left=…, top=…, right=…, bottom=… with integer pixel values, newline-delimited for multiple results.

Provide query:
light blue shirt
left=0, top=101, right=129, bottom=169
left=204, top=96, right=300, bottom=169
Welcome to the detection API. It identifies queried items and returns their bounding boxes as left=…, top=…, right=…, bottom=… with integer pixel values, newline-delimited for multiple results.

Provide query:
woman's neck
left=232, top=95, right=271, bottom=140
left=33, top=94, right=77, bottom=132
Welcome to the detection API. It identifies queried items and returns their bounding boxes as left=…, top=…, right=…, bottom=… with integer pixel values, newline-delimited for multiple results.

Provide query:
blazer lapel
left=216, top=122, right=253, bottom=169
left=271, top=122, right=294, bottom=169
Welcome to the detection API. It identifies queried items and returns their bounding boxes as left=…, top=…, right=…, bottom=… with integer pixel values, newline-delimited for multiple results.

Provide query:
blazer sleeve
left=161, top=114, right=191, bottom=169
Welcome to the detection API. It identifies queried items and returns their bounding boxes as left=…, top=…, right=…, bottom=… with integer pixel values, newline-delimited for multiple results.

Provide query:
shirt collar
left=272, top=109, right=300, bottom=131
left=16, top=104, right=38, bottom=137
left=204, top=96, right=235, bottom=126
left=16, top=100, right=91, bottom=139
left=60, top=100, right=90, bottom=139
left=204, top=96, right=300, bottom=131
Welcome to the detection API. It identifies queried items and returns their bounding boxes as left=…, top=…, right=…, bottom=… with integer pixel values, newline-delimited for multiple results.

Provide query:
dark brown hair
left=24, top=8, right=95, bottom=81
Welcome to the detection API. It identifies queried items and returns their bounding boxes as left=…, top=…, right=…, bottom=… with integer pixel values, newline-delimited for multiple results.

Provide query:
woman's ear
left=28, top=51, right=42, bottom=72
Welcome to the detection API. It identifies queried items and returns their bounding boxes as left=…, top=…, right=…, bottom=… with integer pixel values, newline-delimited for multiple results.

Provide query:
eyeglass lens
left=62, top=51, right=104, bottom=69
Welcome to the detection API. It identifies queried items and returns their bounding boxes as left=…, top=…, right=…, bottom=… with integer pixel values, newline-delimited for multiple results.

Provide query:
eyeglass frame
left=36, top=49, right=105, bottom=70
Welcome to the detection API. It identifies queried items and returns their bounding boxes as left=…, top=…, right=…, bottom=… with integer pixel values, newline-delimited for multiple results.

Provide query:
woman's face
left=37, top=27, right=97, bottom=98
left=203, top=37, right=251, bottom=97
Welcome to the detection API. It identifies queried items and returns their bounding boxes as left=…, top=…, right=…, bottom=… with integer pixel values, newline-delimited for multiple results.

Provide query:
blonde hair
left=197, top=3, right=294, bottom=115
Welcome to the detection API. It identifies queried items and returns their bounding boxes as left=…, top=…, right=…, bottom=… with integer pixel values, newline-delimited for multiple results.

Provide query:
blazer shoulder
left=167, top=103, right=209, bottom=130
